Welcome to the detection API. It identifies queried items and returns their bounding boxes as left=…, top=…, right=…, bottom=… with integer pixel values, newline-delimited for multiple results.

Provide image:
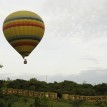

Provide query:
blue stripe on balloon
left=7, top=35, right=42, bottom=42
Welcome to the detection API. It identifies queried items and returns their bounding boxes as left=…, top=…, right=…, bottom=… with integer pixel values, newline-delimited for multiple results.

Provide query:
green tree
left=34, top=97, right=41, bottom=107
left=94, top=83, right=107, bottom=95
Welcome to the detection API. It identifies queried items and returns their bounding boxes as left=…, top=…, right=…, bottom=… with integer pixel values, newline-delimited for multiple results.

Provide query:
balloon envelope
left=3, top=10, right=45, bottom=59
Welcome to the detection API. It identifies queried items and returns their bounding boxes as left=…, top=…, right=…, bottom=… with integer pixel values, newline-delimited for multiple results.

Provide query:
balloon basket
left=24, top=59, right=27, bottom=64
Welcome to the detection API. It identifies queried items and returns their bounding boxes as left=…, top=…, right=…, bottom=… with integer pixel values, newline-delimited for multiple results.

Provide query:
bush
left=95, top=101, right=107, bottom=107
left=70, top=100, right=85, bottom=107
left=31, top=97, right=51, bottom=107
left=0, top=94, right=18, bottom=107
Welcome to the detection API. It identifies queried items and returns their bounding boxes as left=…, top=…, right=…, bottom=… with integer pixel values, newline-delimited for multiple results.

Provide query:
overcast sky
left=0, top=0, right=107, bottom=84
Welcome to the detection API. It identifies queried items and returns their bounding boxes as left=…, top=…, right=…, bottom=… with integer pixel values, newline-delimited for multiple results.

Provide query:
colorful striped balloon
left=3, top=10, right=45, bottom=64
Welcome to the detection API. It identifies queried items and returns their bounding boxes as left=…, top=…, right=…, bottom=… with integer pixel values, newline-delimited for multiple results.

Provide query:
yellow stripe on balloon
left=5, top=11, right=42, bottom=20
left=4, top=26, right=44, bottom=38
left=14, top=45, right=35, bottom=54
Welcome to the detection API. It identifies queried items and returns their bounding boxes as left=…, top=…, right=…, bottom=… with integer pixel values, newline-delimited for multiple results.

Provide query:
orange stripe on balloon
left=11, top=41, right=38, bottom=47
left=3, top=22, right=44, bottom=30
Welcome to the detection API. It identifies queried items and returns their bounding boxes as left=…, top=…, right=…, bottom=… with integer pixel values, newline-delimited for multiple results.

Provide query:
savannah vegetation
left=0, top=78, right=107, bottom=96
left=0, top=94, right=107, bottom=107
left=0, top=78, right=107, bottom=107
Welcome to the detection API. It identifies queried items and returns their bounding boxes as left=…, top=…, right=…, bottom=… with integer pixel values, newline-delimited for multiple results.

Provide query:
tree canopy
left=0, top=78, right=107, bottom=96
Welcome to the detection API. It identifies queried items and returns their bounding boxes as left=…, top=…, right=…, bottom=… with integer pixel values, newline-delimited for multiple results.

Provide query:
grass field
left=12, top=100, right=72, bottom=107
left=11, top=97, right=107, bottom=107
left=49, top=100, right=107, bottom=107
left=11, top=97, right=34, bottom=107
left=0, top=95, right=107, bottom=107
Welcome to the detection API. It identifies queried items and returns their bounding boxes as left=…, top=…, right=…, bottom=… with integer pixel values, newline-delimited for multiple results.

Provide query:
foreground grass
left=11, top=99, right=107, bottom=107
left=49, top=100, right=71, bottom=107
left=50, top=100, right=107, bottom=107
left=11, top=97, right=34, bottom=107
left=0, top=94, right=107, bottom=107
left=12, top=99, right=71, bottom=107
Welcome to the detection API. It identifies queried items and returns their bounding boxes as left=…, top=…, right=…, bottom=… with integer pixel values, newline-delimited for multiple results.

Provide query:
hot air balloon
left=3, top=10, right=45, bottom=64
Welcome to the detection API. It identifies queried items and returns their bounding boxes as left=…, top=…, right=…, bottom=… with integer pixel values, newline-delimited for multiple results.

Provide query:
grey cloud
left=82, top=56, right=100, bottom=65
left=43, top=0, right=107, bottom=41
left=41, top=0, right=107, bottom=52
left=47, top=68, right=107, bottom=84
left=0, top=68, right=107, bottom=84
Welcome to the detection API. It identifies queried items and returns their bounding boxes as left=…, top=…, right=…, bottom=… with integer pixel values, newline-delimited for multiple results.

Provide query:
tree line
left=0, top=78, right=107, bottom=96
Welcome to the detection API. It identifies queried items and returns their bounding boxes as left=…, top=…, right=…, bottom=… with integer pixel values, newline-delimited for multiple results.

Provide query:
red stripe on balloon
left=3, top=22, right=44, bottom=30
left=11, top=41, right=38, bottom=47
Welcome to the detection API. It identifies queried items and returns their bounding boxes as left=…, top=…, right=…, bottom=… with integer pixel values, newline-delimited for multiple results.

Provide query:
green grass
left=11, top=99, right=107, bottom=107
left=11, top=97, right=34, bottom=107
left=49, top=100, right=71, bottom=107
left=11, top=100, right=72, bottom=107
left=1, top=95, right=107, bottom=107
